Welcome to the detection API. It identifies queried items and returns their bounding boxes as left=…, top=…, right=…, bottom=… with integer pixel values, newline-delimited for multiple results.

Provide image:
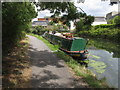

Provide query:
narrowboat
left=43, top=32, right=88, bottom=61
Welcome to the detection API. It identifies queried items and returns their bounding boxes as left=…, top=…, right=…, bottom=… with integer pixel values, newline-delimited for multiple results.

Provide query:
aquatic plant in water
left=88, top=59, right=107, bottom=74
left=88, top=54, right=101, bottom=59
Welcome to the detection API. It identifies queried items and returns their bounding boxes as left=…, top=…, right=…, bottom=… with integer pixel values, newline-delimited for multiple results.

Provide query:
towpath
left=28, top=35, right=88, bottom=88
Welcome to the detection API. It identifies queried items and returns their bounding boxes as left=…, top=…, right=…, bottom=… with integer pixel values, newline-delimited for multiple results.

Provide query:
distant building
left=32, top=21, right=48, bottom=27
left=32, top=18, right=52, bottom=27
left=110, top=0, right=119, bottom=5
left=92, top=17, right=107, bottom=25
left=106, top=11, right=120, bottom=24
left=38, top=18, right=52, bottom=22
left=70, top=21, right=75, bottom=30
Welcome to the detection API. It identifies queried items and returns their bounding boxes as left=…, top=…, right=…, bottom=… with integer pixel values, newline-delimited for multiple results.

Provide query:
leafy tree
left=35, top=2, right=94, bottom=32
left=48, top=21, right=55, bottom=25
left=107, top=15, right=120, bottom=26
left=35, top=2, right=69, bottom=16
left=35, top=2, right=86, bottom=27
left=75, top=19, right=84, bottom=32
left=2, top=2, right=37, bottom=55
left=113, top=15, right=120, bottom=26
left=83, top=15, right=94, bottom=30
left=75, top=15, right=94, bottom=32
left=84, top=15, right=94, bottom=25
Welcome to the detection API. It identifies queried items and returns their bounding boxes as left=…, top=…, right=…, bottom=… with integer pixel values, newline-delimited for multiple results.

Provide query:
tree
left=75, top=15, right=94, bottom=32
left=113, top=15, right=120, bottom=26
left=35, top=2, right=69, bottom=16
left=35, top=2, right=86, bottom=27
left=83, top=15, right=94, bottom=30
left=84, top=15, right=94, bottom=25
left=34, top=2, right=94, bottom=32
left=75, top=19, right=84, bottom=32
left=2, top=2, right=37, bottom=55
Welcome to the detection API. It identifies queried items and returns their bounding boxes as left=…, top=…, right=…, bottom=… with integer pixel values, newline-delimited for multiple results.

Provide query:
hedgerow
left=2, top=2, right=37, bottom=55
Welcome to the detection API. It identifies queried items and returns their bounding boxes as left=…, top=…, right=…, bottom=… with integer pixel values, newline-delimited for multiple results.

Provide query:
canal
left=86, top=38, right=119, bottom=88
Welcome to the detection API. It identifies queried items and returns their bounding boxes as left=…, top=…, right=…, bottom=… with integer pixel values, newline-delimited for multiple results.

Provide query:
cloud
left=37, top=10, right=53, bottom=18
left=75, top=0, right=118, bottom=16
left=36, top=1, right=119, bottom=18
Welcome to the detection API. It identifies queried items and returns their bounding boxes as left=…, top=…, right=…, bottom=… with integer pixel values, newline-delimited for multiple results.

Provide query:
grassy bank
left=28, top=33, right=109, bottom=88
left=2, top=36, right=31, bottom=88
left=78, top=28, right=120, bottom=43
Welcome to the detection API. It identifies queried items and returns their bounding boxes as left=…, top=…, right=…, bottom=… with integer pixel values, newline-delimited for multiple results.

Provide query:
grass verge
left=2, top=36, right=31, bottom=88
left=28, top=33, right=109, bottom=88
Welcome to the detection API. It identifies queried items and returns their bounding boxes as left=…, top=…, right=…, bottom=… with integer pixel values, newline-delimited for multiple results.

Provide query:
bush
left=75, top=19, right=84, bottom=32
left=77, top=15, right=120, bottom=42
left=79, top=28, right=120, bottom=42
left=2, top=2, right=37, bottom=55
left=31, top=26, right=48, bottom=35
left=113, top=15, right=120, bottom=26
left=94, top=24, right=114, bottom=29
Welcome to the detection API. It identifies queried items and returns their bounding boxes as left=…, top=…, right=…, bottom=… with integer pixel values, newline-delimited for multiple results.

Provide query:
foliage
left=2, top=2, right=37, bottom=55
left=108, top=19, right=114, bottom=24
left=94, top=24, right=114, bottom=29
left=35, top=2, right=88, bottom=28
left=107, top=15, right=120, bottom=26
left=75, top=15, right=94, bottom=32
left=84, top=15, right=94, bottom=26
left=48, top=21, right=55, bottom=25
left=75, top=19, right=84, bottom=32
left=31, top=24, right=69, bottom=35
left=79, top=28, right=120, bottom=43
left=31, top=26, right=48, bottom=35
left=55, top=24, right=69, bottom=32
left=78, top=15, right=120, bottom=42
left=36, top=2, right=79, bottom=19
left=35, top=2, right=95, bottom=31
left=36, top=2, right=69, bottom=15
left=113, top=15, right=120, bottom=26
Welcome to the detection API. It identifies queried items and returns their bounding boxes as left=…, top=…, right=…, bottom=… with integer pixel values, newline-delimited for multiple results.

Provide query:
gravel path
left=28, top=35, right=88, bottom=88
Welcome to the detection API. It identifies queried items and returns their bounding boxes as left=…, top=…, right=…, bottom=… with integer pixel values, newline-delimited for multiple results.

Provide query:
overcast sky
left=74, top=0, right=118, bottom=16
left=32, top=0, right=118, bottom=21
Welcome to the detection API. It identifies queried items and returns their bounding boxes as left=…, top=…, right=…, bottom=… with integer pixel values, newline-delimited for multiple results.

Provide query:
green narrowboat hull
left=43, top=33, right=88, bottom=60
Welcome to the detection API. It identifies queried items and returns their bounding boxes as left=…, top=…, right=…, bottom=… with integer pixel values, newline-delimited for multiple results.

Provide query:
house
left=106, top=11, right=120, bottom=24
left=110, top=0, right=119, bottom=5
left=32, top=17, right=52, bottom=27
left=32, top=21, right=48, bottom=27
left=38, top=18, right=52, bottom=22
left=92, top=17, right=107, bottom=25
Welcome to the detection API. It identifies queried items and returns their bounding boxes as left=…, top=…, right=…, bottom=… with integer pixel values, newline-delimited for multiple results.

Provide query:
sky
left=32, top=0, right=119, bottom=21
left=74, top=0, right=118, bottom=16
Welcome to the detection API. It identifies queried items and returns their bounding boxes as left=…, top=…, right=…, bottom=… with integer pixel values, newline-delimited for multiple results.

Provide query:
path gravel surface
left=28, top=35, right=88, bottom=88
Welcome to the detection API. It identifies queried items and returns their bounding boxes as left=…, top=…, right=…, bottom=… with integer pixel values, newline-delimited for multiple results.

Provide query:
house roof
left=32, top=21, right=48, bottom=26
left=94, top=17, right=106, bottom=22
left=106, top=11, right=120, bottom=20
left=38, top=18, right=52, bottom=21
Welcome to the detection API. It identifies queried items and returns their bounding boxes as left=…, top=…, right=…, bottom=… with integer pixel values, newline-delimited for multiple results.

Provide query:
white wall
left=92, top=21, right=107, bottom=26
left=70, top=21, right=75, bottom=30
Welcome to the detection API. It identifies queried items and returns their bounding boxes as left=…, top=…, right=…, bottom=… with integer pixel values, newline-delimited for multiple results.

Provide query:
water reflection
left=86, top=38, right=120, bottom=58
left=86, top=38, right=119, bottom=88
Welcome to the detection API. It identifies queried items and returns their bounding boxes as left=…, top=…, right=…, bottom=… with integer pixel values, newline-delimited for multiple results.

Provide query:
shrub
left=75, top=19, right=84, bottom=32
left=31, top=26, right=48, bottom=35
left=79, top=27, right=120, bottom=42
left=113, top=15, right=120, bottom=26
left=2, top=2, right=37, bottom=55
left=94, top=24, right=114, bottom=29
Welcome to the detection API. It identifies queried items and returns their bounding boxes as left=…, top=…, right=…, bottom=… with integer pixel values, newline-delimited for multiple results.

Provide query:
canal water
left=86, top=38, right=119, bottom=88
